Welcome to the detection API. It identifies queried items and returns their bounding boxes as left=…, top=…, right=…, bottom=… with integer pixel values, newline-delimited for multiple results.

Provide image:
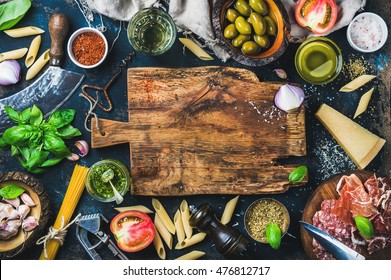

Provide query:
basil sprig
left=0, top=105, right=81, bottom=173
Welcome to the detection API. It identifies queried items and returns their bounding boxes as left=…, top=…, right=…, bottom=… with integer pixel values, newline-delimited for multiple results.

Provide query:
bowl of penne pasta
left=67, top=27, right=108, bottom=69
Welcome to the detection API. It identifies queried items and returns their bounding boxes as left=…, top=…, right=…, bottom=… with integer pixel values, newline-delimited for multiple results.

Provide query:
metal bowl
left=213, top=0, right=290, bottom=67
left=244, top=198, right=290, bottom=243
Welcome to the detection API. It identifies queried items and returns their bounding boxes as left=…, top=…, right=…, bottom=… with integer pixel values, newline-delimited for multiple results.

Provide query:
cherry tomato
left=295, top=0, right=338, bottom=34
left=110, top=210, right=155, bottom=252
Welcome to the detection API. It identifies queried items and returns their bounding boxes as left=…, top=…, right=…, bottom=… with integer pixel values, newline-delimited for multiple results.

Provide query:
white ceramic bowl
left=67, top=27, right=108, bottom=69
left=347, top=12, right=388, bottom=53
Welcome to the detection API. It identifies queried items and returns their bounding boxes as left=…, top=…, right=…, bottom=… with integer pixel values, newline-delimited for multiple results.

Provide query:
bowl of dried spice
left=67, top=27, right=108, bottom=69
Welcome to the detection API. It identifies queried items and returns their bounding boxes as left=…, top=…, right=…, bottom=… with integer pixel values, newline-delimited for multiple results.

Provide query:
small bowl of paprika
left=67, top=27, right=108, bottom=69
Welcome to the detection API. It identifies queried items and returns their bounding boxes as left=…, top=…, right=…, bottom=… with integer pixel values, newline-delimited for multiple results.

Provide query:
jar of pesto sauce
left=85, top=159, right=130, bottom=202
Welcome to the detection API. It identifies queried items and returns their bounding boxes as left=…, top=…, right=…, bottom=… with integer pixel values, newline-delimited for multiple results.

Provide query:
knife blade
left=300, top=221, right=365, bottom=260
left=0, top=14, right=84, bottom=132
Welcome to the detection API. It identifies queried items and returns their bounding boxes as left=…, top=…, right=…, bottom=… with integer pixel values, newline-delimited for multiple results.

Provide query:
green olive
left=264, top=15, right=277, bottom=36
left=249, top=12, right=266, bottom=36
left=223, top=23, right=239, bottom=39
left=232, top=34, right=251, bottom=48
left=241, top=41, right=259, bottom=55
left=226, top=8, right=239, bottom=23
left=235, top=16, right=252, bottom=35
left=234, top=0, right=251, bottom=17
left=253, top=34, right=270, bottom=48
left=249, top=0, right=268, bottom=15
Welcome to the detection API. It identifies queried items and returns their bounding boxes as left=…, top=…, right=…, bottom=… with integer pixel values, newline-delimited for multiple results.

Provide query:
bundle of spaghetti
left=39, top=164, right=88, bottom=260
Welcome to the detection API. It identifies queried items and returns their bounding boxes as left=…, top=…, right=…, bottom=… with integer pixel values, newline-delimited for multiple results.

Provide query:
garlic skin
left=0, top=219, right=21, bottom=240
left=20, top=193, right=36, bottom=207
left=67, top=153, right=80, bottom=161
left=273, top=69, right=288, bottom=79
left=274, top=84, right=305, bottom=113
left=75, top=140, right=89, bottom=157
left=18, top=204, right=30, bottom=220
left=22, top=216, right=39, bottom=232
left=3, top=197, right=20, bottom=208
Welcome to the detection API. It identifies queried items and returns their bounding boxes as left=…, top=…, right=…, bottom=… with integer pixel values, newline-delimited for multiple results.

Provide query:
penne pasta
left=175, top=250, right=205, bottom=260
left=0, top=48, right=28, bottom=62
left=180, top=200, right=193, bottom=239
left=179, top=38, right=214, bottom=61
left=339, top=74, right=376, bottom=92
left=174, top=209, right=185, bottom=244
left=25, top=35, right=41, bottom=68
left=220, top=195, right=239, bottom=225
left=354, top=88, right=374, bottom=119
left=4, top=26, right=45, bottom=38
left=26, top=49, right=50, bottom=80
left=152, top=198, right=175, bottom=234
left=115, top=205, right=153, bottom=214
left=154, top=214, right=173, bottom=250
left=175, top=232, right=206, bottom=250
left=153, top=226, right=166, bottom=260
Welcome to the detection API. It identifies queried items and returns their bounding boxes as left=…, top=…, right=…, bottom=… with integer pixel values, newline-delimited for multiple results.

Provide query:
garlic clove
left=75, top=140, right=89, bottom=157
left=0, top=219, right=21, bottom=240
left=20, top=193, right=36, bottom=207
left=67, top=153, right=80, bottom=161
left=8, top=209, right=20, bottom=220
left=3, top=197, right=20, bottom=208
left=273, top=69, right=288, bottom=79
left=274, top=84, right=305, bottom=113
left=22, top=216, right=39, bottom=232
left=18, top=204, right=30, bottom=220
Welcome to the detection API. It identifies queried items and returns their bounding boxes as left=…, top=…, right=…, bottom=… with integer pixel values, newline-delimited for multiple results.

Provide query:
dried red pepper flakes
left=72, top=32, right=106, bottom=66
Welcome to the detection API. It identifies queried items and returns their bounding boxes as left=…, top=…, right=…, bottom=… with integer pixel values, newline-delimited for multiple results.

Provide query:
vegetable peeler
left=75, top=213, right=128, bottom=260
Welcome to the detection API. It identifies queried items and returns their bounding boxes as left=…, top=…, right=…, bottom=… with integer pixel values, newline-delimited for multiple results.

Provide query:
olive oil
left=128, top=8, right=176, bottom=56
left=295, top=37, right=342, bottom=85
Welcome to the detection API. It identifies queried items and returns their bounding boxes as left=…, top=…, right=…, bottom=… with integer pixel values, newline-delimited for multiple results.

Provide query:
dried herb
left=289, top=165, right=308, bottom=183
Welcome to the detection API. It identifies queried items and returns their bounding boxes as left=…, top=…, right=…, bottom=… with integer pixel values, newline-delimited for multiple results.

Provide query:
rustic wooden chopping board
left=301, top=170, right=391, bottom=260
left=91, top=67, right=306, bottom=196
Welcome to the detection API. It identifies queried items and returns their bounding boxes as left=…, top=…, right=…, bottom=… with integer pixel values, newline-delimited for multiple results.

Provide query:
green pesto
left=89, top=163, right=126, bottom=198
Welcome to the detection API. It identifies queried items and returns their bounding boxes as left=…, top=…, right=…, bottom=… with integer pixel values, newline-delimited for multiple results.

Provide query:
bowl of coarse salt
left=347, top=12, right=388, bottom=53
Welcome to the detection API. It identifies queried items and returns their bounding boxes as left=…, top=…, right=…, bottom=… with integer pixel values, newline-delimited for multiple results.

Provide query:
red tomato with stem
left=295, top=0, right=338, bottom=34
left=110, top=210, right=155, bottom=252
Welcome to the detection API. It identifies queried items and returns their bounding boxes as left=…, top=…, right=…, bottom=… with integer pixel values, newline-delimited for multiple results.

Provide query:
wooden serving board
left=91, top=67, right=306, bottom=196
left=301, top=170, right=391, bottom=260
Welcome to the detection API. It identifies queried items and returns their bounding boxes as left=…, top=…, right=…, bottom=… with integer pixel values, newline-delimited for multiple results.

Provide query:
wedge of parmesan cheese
left=354, top=88, right=374, bottom=119
left=315, top=103, right=385, bottom=169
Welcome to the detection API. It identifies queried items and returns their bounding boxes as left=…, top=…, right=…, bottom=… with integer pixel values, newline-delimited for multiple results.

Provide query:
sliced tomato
left=110, top=210, right=155, bottom=253
left=295, top=0, right=338, bottom=34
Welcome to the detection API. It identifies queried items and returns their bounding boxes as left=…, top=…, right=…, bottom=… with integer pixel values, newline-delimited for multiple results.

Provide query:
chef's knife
left=300, top=221, right=365, bottom=260
left=0, top=14, right=84, bottom=132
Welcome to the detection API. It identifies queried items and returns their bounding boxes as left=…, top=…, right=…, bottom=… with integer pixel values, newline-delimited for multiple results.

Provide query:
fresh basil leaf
left=26, top=148, right=49, bottom=170
left=30, top=105, right=43, bottom=126
left=266, top=223, right=281, bottom=250
left=288, top=165, right=308, bottom=183
left=29, top=167, right=46, bottom=174
left=40, top=157, right=63, bottom=167
left=43, top=134, right=71, bottom=158
left=0, top=184, right=25, bottom=199
left=28, top=130, right=43, bottom=146
left=2, top=125, right=36, bottom=146
left=19, top=107, right=31, bottom=124
left=18, top=157, right=28, bottom=169
left=4, top=106, right=20, bottom=124
left=0, top=0, right=32, bottom=30
left=48, top=109, right=76, bottom=128
left=56, top=124, right=82, bottom=139
left=0, top=137, right=8, bottom=149
left=18, top=146, right=30, bottom=160
left=11, top=145, right=19, bottom=156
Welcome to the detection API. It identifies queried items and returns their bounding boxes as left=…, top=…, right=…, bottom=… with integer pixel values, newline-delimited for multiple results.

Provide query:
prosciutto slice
left=332, top=174, right=378, bottom=223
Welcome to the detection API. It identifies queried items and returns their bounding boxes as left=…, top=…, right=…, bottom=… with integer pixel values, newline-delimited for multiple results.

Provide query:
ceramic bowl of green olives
left=213, top=0, right=290, bottom=67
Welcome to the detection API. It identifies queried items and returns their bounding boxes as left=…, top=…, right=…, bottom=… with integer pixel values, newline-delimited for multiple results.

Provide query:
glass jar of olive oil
left=127, top=8, right=177, bottom=56
left=295, top=37, right=343, bottom=85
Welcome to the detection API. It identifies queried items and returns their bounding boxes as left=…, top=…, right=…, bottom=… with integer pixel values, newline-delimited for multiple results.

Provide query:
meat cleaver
left=0, top=14, right=84, bottom=132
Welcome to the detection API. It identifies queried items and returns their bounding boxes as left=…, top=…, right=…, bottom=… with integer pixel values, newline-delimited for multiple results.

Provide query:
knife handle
left=48, top=14, right=69, bottom=66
